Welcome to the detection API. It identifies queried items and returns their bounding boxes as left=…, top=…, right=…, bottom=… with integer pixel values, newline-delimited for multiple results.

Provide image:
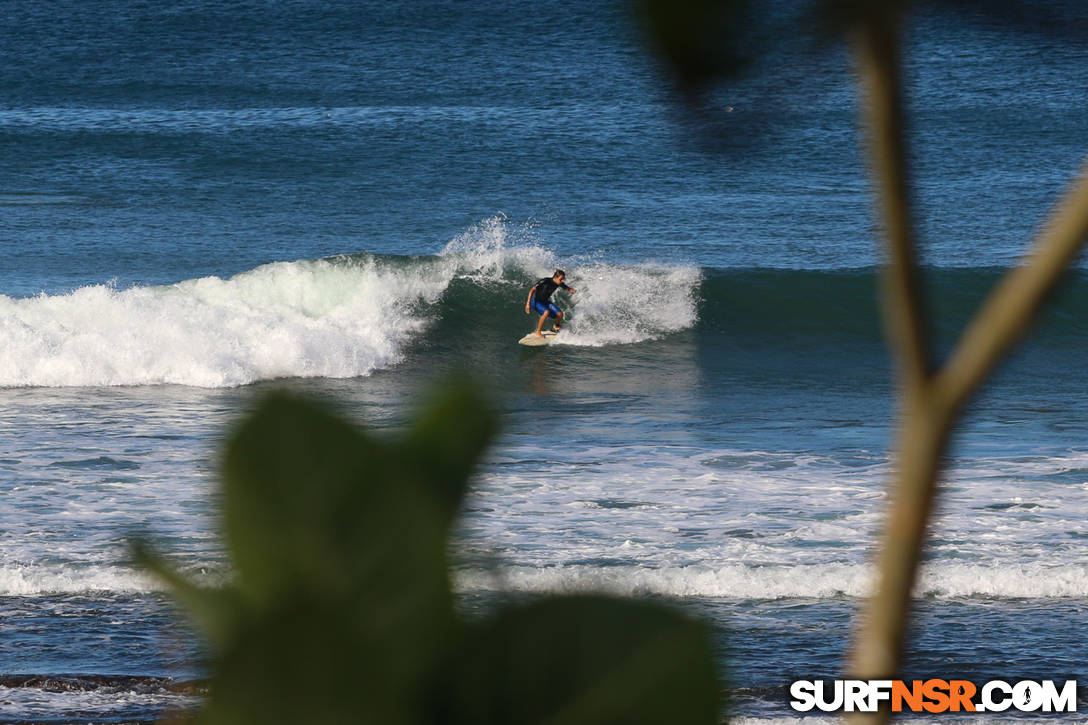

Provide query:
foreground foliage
left=137, top=385, right=721, bottom=724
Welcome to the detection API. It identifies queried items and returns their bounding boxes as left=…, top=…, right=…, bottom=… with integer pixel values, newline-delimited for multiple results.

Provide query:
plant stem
left=848, top=12, right=1088, bottom=725
left=848, top=18, right=943, bottom=725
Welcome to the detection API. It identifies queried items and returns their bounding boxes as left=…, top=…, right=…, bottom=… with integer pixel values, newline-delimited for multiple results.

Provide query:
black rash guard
left=532, top=277, right=570, bottom=304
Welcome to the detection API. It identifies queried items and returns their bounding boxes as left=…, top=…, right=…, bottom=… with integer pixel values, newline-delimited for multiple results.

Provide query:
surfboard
left=518, top=329, right=559, bottom=346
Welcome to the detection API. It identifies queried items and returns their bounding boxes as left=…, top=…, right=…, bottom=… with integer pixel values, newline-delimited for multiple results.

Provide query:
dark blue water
left=4, top=1, right=1084, bottom=297
left=4, top=1, right=1088, bottom=721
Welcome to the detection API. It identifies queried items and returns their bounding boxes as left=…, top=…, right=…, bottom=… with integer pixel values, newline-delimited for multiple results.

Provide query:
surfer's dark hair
left=554, top=269, right=566, bottom=278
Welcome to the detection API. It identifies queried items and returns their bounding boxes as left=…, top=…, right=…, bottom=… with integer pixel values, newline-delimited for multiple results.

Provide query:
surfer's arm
left=525, top=285, right=538, bottom=312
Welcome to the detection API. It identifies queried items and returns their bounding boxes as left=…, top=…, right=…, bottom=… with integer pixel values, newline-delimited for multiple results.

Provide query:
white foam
left=7, top=557, right=1088, bottom=601
left=0, top=686, right=198, bottom=719
left=0, top=256, right=449, bottom=388
left=0, top=564, right=161, bottom=596
left=440, top=216, right=702, bottom=346
left=553, top=263, right=701, bottom=346
left=0, top=561, right=230, bottom=596
left=456, top=562, right=1088, bottom=600
left=439, top=213, right=556, bottom=282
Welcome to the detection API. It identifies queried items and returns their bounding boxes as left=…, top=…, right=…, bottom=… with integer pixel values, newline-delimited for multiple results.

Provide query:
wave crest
left=0, top=216, right=702, bottom=387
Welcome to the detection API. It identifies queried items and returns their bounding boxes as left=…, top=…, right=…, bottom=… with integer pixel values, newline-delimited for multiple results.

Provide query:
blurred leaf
left=211, top=391, right=464, bottom=722
left=398, top=380, right=498, bottom=522
left=220, top=392, right=451, bottom=608
left=821, top=0, right=907, bottom=28
left=139, top=381, right=722, bottom=724
left=199, top=598, right=441, bottom=725
left=635, top=0, right=851, bottom=152
left=436, top=595, right=721, bottom=725
left=637, top=0, right=755, bottom=88
left=130, top=540, right=241, bottom=649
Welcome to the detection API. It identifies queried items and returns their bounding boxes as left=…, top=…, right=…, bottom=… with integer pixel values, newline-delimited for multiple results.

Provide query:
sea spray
left=554, top=262, right=701, bottom=346
left=439, top=214, right=556, bottom=283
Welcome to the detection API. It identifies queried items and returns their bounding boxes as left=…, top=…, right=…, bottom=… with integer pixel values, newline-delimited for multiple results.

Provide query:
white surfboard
left=518, top=329, right=559, bottom=347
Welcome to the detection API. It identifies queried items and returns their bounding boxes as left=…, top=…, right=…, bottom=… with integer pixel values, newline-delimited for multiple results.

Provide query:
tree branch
left=847, top=14, right=1088, bottom=725
left=847, top=16, right=945, bottom=725
left=936, top=165, right=1088, bottom=412
left=854, top=17, right=930, bottom=392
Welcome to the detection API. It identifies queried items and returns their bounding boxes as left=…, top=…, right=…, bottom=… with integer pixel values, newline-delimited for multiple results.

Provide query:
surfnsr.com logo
left=790, top=679, right=1078, bottom=713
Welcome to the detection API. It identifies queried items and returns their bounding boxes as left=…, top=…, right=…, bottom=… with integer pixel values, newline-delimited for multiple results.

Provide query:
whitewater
left=0, top=219, right=701, bottom=388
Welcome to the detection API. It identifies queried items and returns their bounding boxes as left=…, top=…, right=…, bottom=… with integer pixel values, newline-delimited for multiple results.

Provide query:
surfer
left=525, top=269, right=577, bottom=337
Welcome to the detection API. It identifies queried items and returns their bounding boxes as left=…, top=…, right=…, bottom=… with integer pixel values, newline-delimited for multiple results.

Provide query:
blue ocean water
left=3, top=1, right=1088, bottom=721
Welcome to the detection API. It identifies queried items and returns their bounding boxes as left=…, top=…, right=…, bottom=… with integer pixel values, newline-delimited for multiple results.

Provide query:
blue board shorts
left=531, top=299, right=561, bottom=318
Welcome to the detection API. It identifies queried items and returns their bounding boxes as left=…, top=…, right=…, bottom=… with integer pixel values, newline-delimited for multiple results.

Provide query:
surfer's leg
left=553, top=310, right=564, bottom=331
left=535, top=310, right=550, bottom=335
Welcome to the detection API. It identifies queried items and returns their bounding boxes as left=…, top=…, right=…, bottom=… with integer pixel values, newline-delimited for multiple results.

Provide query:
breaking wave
left=0, top=216, right=700, bottom=387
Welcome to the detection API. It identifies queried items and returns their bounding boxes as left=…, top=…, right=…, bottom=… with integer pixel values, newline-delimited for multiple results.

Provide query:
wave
left=7, top=213, right=1087, bottom=389
left=0, top=216, right=701, bottom=388
left=0, top=563, right=220, bottom=597
left=0, top=678, right=198, bottom=723
left=0, top=256, right=442, bottom=388
left=10, top=560, right=1088, bottom=600
left=700, top=266, right=1088, bottom=349
left=0, top=674, right=201, bottom=695
left=457, top=562, right=1088, bottom=601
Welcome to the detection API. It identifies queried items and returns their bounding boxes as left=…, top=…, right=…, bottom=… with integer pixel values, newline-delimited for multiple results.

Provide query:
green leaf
left=398, top=379, right=498, bottom=522
left=215, top=391, right=458, bottom=716
left=130, top=539, right=242, bottom=648
left=197, top=598, right=438, bottom=725
left=220, top=392, right=451, bottom=607
left=638, top=0, right=754, bottom=87
left=435, top=595, right=722, bottom=725
left=137, top=382, right=723, bottom=725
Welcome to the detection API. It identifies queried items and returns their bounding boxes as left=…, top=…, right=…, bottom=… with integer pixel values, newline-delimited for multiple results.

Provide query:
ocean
left=3, top=0, right=1088, bottom=721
